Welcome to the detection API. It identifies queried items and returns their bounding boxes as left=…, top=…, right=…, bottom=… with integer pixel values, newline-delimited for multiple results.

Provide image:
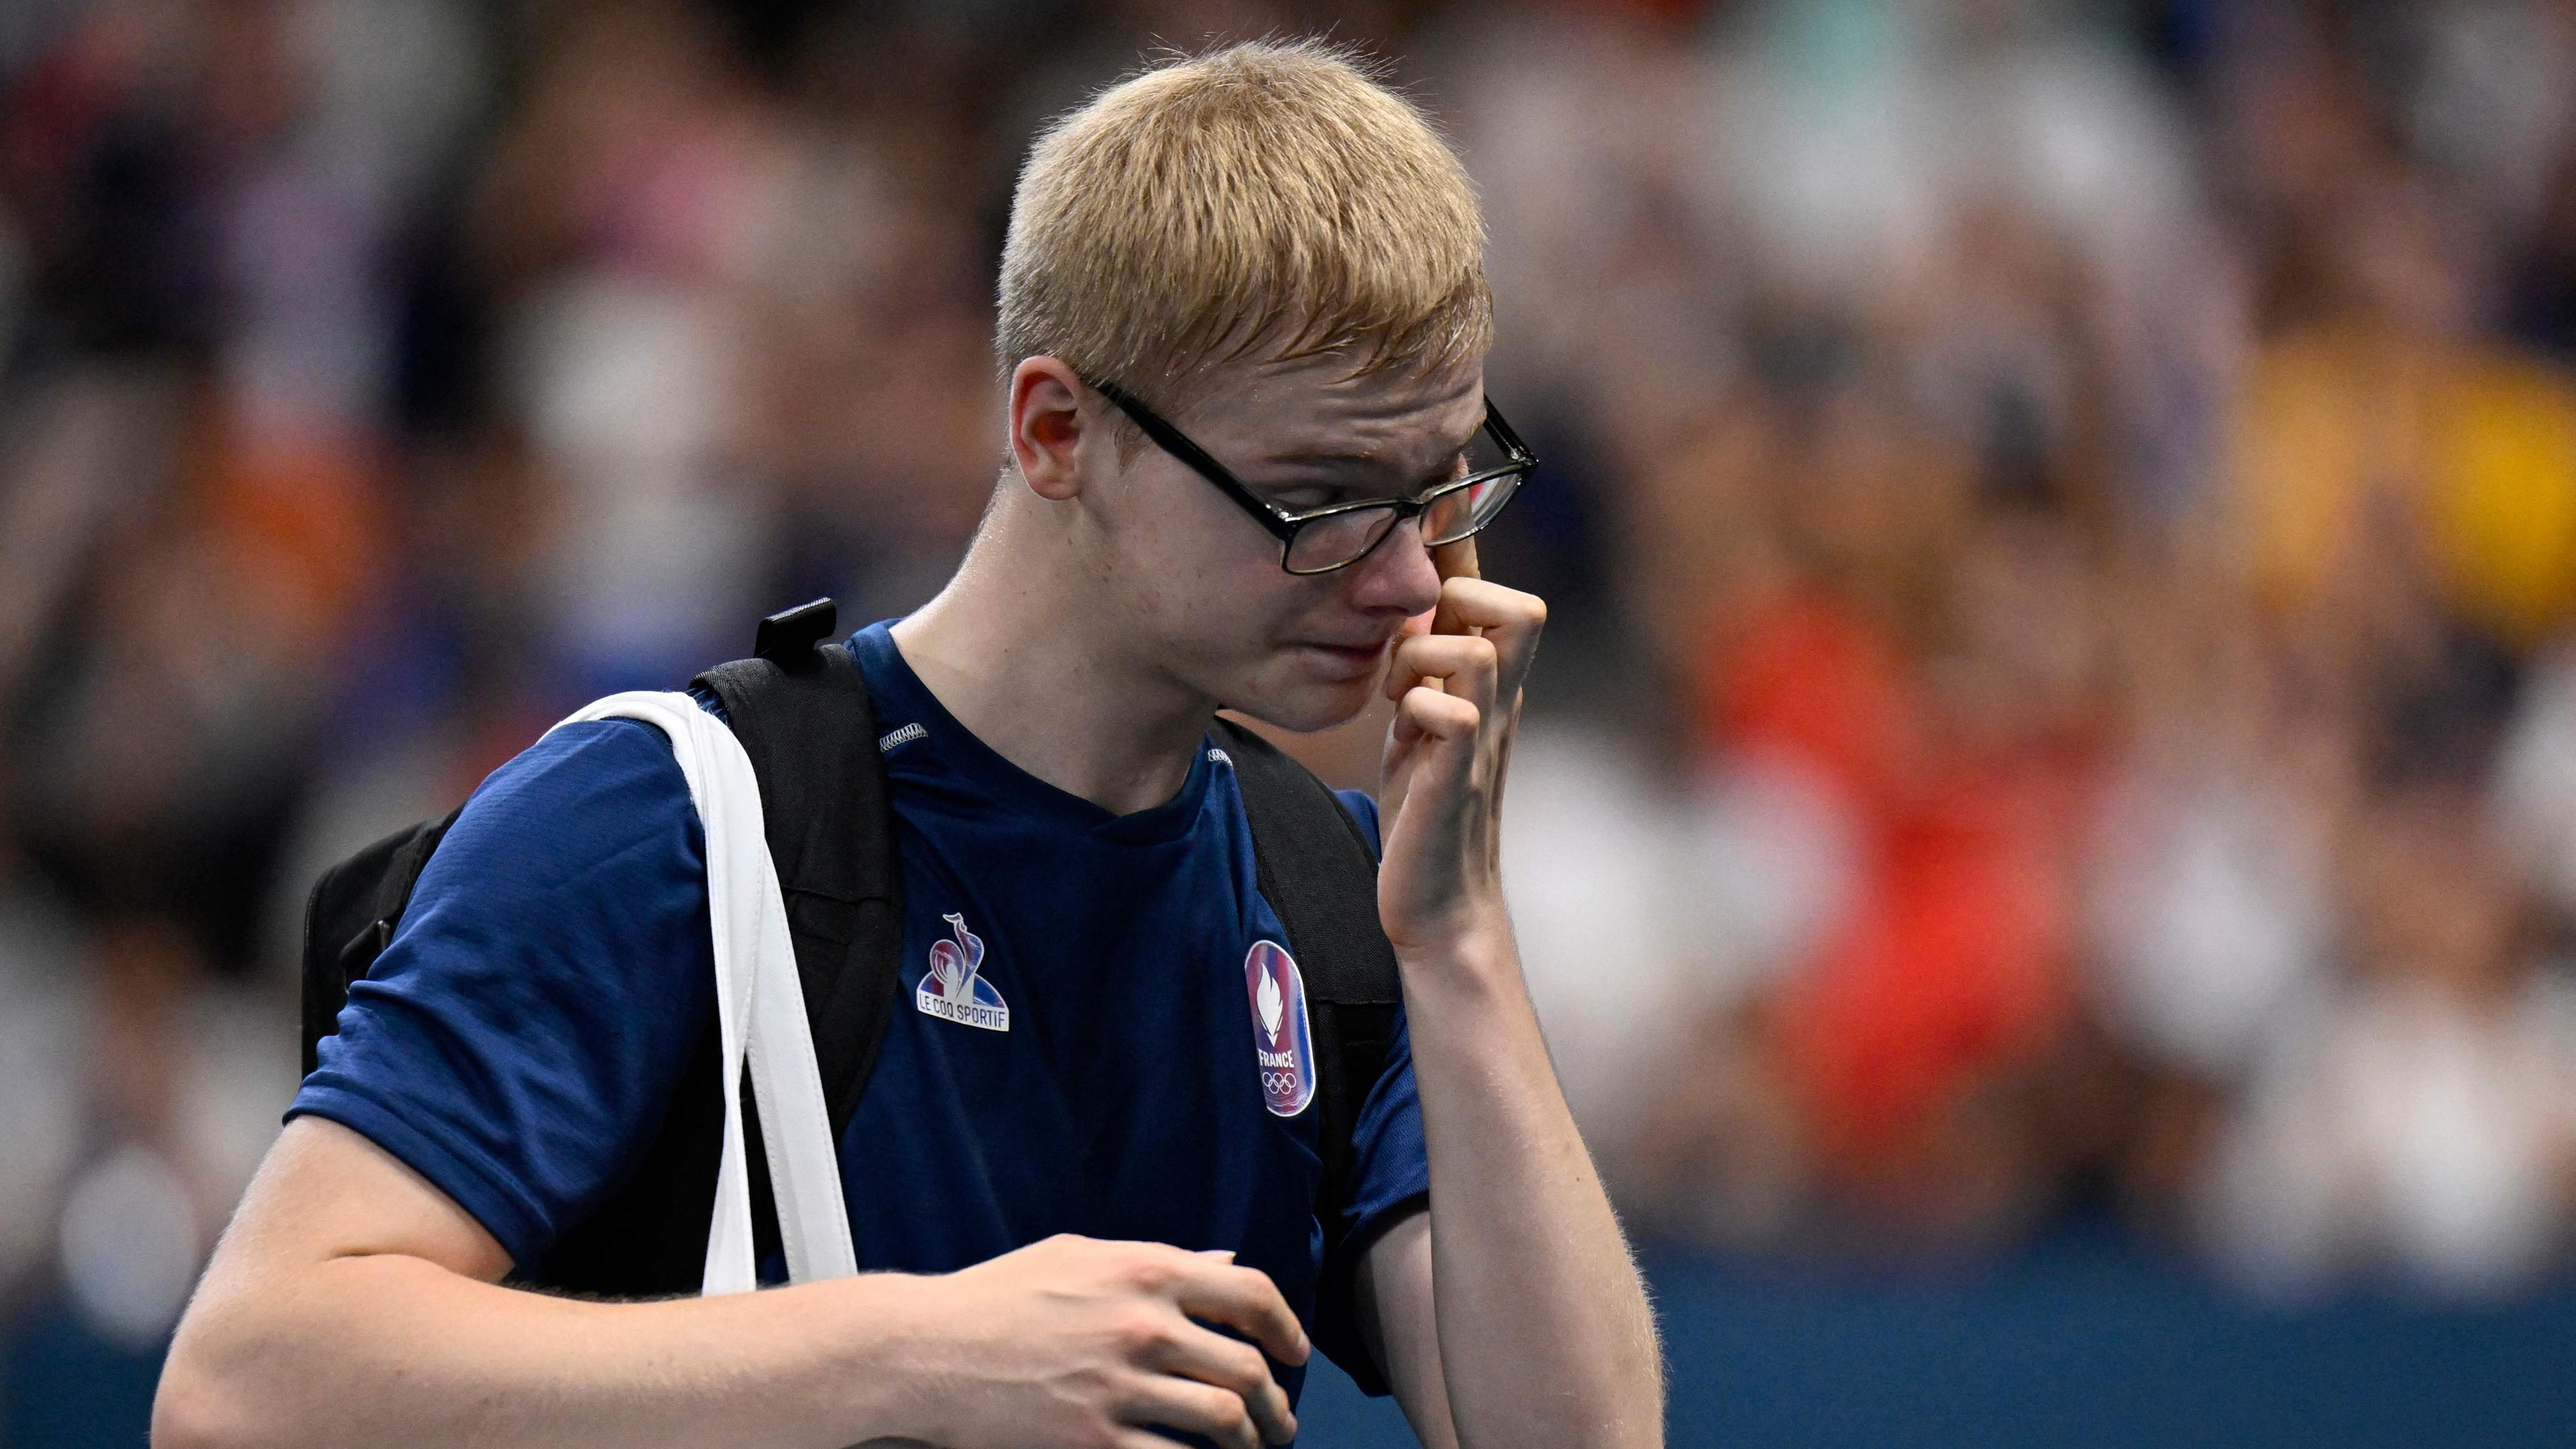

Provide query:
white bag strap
left=547, top=691, right=859, bottom=1294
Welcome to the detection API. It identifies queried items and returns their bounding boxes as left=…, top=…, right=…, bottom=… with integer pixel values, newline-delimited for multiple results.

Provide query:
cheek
left=1095, top=494, right=1285, bottom=637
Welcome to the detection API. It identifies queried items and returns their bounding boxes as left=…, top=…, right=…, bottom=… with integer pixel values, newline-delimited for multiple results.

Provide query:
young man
left=156, top=41, right=1662, bottom=1449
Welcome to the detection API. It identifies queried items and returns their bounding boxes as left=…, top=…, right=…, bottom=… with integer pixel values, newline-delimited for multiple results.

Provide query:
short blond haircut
left=997, top=40, right=1491, bottom=410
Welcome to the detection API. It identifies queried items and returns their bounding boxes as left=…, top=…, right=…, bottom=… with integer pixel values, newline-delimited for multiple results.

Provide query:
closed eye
left=1264, top=451, right=1472, bottom=514
left=1261, top=486, right=1344, bottom=513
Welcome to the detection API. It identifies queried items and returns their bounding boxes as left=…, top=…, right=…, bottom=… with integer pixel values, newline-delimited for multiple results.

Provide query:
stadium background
left=7, top=0, right=2576, bottom=1442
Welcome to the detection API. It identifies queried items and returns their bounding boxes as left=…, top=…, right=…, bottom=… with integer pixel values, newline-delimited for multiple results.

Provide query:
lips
left=1294, top=638, right=1390, bottom=679
left=1302, top=639, right=1385, bottom=662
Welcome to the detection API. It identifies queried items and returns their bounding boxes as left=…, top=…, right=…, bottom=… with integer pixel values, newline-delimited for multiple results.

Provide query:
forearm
left=1401, top=924, right=1663, bottom=1449
left=157, top=1252, right=931, bottom=1449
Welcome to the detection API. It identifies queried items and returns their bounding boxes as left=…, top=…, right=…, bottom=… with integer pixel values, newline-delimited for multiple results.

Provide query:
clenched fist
left=883, top=1234, right=1307, bottom=1449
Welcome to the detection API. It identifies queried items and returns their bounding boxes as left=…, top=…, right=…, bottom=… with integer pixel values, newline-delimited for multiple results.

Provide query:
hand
left=1376, top=539, right=1547, bottom=959
left=898, top=1234, right=1307, bottom=1449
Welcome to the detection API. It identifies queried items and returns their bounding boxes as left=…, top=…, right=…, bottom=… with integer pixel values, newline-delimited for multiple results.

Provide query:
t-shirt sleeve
left=1333, top=788, right=1383, bottom=857
left=1318, top=787, right=1432, bottom=1396
left=286, top=718, right=716, bottom=1273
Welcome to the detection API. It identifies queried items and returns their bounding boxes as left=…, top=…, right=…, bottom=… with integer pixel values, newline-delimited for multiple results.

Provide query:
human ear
left=1008, top=358, right=1090, bottom=502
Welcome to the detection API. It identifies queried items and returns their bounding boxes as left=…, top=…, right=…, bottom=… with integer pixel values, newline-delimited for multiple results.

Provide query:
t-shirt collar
left=847, top=621, right=1218, bottom=844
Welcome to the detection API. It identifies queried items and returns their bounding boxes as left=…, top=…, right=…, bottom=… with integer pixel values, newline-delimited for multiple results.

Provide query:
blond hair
left=997, top=40, right=1491, bottom=411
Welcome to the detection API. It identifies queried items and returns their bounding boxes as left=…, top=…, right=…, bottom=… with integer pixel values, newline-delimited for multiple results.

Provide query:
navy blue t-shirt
left=290, top=621, right=1428, bottom=1421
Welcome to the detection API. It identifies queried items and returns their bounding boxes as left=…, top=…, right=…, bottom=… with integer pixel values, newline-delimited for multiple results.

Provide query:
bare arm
left=156, top=1116, right=1309, bottom=1449
left=1363, top=951, right=1663, bottom=1449
left=155, top=1118, right=922, bottom=1449
left=1365, top=566, right=1664, bottom=1448
left=1354, top=1212, right=1458, bottom=1449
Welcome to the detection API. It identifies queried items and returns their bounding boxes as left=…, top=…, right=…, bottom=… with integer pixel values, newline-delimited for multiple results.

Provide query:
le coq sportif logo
left=917, top=912, right=1010, bottom=1031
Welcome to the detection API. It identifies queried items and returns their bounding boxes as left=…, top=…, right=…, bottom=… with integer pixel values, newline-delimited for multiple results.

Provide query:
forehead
left=1174, top=351, right=1487, bottom=468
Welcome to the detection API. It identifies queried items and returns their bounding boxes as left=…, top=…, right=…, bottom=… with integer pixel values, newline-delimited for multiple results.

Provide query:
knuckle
left=1069, top=1362, right=1125, bottom=1407
left=1126, top=1250, right=1179, bottom=1293
left=1081, top=1356, right=1123, bottom=1385
left=1114, top=1305, right=1175, bottom=1356
left=1179, top=1385, right=1254, bottom=1443
left=1190, top=1383, right=1252, bottom=1428
left=1220, top=1344, right=1271, bottom=1393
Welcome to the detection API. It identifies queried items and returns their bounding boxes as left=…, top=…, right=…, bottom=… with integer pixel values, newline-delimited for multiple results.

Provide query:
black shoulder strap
left=1211, top=716, right=1404, bottom=1393
left=693, top=603, right=904, bottom=1136
left=300, top=807, right=462, bottom=1077
left=539, top=600, right=906, bottom=1296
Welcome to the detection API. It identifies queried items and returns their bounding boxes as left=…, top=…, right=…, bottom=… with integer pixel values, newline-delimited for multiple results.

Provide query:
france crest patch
left=1244, top=939, right=1316, bottom=1116
left=917, top=912, right=1009, bottom=1031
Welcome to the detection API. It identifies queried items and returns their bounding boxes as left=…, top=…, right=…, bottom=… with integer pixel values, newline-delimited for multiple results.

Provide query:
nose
left=1342, top=515, right=1442, bottom=617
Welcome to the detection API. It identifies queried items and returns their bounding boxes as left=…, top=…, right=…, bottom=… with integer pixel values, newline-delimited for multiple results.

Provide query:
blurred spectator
left=2496, top=645, right=2576, bottom=920
left=15, top=0, right=2576, bottom=1403
left=2200, top=788, right=2576, bottom=1297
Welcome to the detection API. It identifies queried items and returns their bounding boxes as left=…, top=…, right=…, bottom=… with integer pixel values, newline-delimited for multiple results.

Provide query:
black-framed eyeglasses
left=1087, top=376, right=1539, bottom=576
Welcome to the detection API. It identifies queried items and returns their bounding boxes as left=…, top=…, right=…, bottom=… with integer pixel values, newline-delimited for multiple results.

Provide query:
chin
left=1224, top=665, right=1379, bottom=735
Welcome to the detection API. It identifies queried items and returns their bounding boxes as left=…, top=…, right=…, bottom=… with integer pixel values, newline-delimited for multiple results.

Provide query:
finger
left=1430, top=576, right=1478, bottom=639
left=1432, top=576, right=1546, bottom=695
left=1432, top=576, right=1546, bottom=639
left=1430, top=536, right=1480, bottom=582
left=1146, top=1324, right=1299, bottom=1445
left=1122, top=1375, right=1271, bottom=1449
left=1385, top=633, right=1500, bottom=715
left=1167, top=1261, right=1309, bottom=1366
left=1491, top=685, right=1524, bottom=847
left=1394, top=685, right=1481, bottom=750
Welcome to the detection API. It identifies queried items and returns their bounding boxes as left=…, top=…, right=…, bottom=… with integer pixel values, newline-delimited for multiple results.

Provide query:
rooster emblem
left=916, top=912, right=1008, bottom=1031
left=928, top=913, right=983, bottom=1004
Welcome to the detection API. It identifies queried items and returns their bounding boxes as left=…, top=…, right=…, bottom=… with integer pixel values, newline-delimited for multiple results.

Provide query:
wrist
left=1389, top=905, right=1519, bottom=1000
left=803, top=1271, right=949, bottom=1446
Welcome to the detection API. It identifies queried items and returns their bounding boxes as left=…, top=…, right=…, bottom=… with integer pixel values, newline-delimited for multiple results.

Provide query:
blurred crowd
left=8, top=0, right=2576, bottom=1365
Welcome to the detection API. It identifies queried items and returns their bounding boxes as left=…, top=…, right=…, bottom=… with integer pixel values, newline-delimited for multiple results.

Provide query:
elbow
left=153, top=1358, right=247, bottom=1449
left=153, top=1315, right=270, bottom=1449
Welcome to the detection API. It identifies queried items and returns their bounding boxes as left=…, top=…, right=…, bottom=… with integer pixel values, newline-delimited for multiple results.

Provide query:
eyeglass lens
left=1421, top=470, right=1522, bottom=546
left=1285, top=508, right=1403, bottom=573
left=1283, top=469, right=1527, bottom=572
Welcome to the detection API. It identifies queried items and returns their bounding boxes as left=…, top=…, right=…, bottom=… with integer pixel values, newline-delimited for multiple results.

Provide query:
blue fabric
left=290, top=621, right=1429, bottom=1419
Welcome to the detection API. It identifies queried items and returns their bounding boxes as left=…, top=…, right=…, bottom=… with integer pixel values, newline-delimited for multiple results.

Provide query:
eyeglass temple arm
left=1087, top=378, right=1301, bottom=541
left=1481, top=394, right=1536, bottom=463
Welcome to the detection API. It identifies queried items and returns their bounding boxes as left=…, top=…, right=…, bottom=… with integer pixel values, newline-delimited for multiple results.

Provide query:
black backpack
left=300, top=599, right=1404, bottom=1383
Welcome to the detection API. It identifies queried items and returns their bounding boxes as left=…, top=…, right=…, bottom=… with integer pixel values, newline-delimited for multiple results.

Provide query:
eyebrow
left=1263, top=447, right=1384, bottom=470
left=1255, top=462, right=1477, bottom=515
left=1264, top=430, right=1477, bottom=476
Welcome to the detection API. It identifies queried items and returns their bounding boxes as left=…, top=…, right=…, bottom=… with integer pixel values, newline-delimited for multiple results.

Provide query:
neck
left=890, top=498, right=1214, bottom=816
